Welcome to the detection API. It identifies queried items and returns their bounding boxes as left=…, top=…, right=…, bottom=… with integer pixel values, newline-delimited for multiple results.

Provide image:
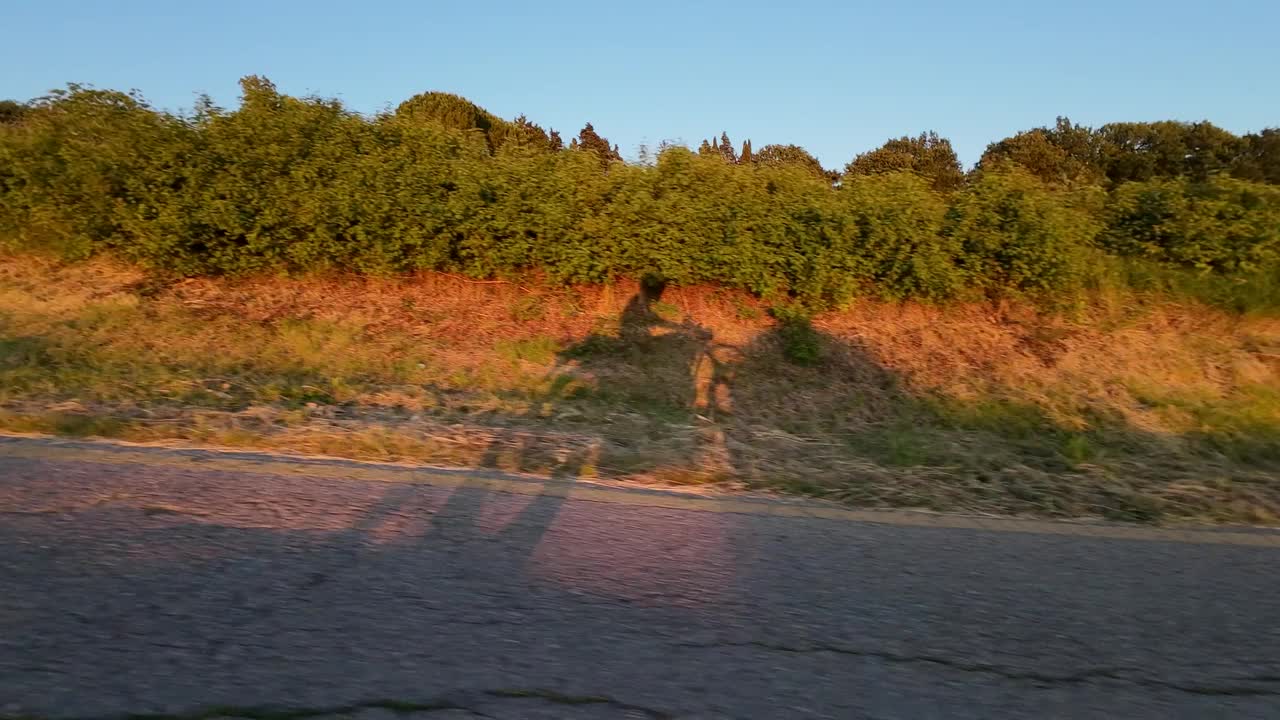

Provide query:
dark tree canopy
left=1094, top=121, right=1239, bottom=184
left=844, top=131, right=964, bottom=191
left=502, top=114, right=561, bottom=154
left=0, top=100, right=27, bottom=125
left=698, top=132, right=745, bottom=163
left=978, top=117, right=1103, bottom=185
left=753, top=143, right=835, bottom=181
left=983, top=118, right=1261, bottom=186
left=1233, top=129, right=1280, bottom=185
left=1179, top=121, right=1243, bottom=181
left=575, top=122, right=622, bottom=167
left=396, top=92, right=497, bottom=132
left=395, top=91, right=557, bottom=155
left=718, top=131, right=737, bottom=163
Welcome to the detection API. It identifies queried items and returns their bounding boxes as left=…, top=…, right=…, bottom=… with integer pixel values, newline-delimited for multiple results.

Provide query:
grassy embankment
left=2, top=253, right=1278, bottom=524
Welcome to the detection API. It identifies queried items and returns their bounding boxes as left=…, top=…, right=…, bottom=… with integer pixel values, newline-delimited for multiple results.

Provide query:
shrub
left=2, top=79, right=1277, bottom=314
left=1101, top=176, right=1280, bottom=274
left=770, top=305, right=823, bottom=366
left=946, top=168, right=1099, bottom=295
left=0, top=86, right=181, bottom=260
left=833, top=172, right=961, bottom=301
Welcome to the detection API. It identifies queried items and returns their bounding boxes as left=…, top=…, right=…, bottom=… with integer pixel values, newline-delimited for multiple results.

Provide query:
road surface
left=2, top=436, right=1279, bottom=719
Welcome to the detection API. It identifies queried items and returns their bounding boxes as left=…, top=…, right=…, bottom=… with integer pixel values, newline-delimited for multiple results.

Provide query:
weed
left=876, top=428, right=931, bottom=467
left=929, top=397, right=1055, bottom=440
left=495, top=335, right=561, bottom=365
left=562, top=333, right=623, bottom=359
left=771, top=305, right=822, bottom=366
left=510, top=295, right=546, bottom=322
left=732, top=297, right=761, bottom=321
left=1059, top=433, right=1097, bottom=466
left=651, top=300, right=682, bottom=322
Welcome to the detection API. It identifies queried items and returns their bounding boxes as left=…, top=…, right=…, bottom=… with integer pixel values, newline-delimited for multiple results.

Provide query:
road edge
left=2, top=432, right=1278, bottom=547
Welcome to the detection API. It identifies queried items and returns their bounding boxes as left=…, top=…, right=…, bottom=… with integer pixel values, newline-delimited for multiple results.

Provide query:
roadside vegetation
left=1, top=80, right=1278, bottom=524
left=2, top=255, right=1277, bottom=524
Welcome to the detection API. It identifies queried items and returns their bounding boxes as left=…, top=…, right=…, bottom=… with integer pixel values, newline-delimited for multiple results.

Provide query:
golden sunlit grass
left=2, top=252, right=1278, bottom=524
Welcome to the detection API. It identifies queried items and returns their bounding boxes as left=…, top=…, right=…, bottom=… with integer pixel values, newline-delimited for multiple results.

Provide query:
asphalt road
left=2, top=436, right=1279, bottom=719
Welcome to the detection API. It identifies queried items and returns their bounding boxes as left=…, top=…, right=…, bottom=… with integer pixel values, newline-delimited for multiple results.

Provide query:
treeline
left=1, top=78, right=1277, bottom=309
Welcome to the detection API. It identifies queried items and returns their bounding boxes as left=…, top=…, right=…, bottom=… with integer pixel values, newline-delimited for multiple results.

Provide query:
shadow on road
left=3, top=448, right=1279, bottom=719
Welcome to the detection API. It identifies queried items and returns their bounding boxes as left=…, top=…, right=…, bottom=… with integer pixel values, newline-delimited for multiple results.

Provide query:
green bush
left=946, top=168, right=1099, bottom=295
left=0, top=86, right=181, bottom=260
left=1101, top=176, right=1280, bottom=274
left=834, top=172, right=961, bottom=301
left=1096, top=257, right=1280, bottom=316
left=770, top=305, right=823, bottom=366
left=2, top=79, right=1277, bottom=313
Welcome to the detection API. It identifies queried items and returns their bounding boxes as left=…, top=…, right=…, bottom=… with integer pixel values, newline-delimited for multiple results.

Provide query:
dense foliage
left=845, top=131, right=965, bottom=192
left=1, top=78, right=1277, bottom=309
left=979, top=117, right=1280, bottom=188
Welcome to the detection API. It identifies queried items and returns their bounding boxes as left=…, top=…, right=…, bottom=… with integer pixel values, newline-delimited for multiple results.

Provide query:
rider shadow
left=551, top=276, right=714, bottom=480
left=459, top=278, right=688, bottom=481
left=346, top=299, right=887, bottom=564
left=362, top=277, right=711, bottom=569
left=701, top=313, right=915, bottom=494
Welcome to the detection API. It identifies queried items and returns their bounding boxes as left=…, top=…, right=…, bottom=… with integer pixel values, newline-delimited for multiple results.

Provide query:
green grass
left=509, top=294, right=547, bottom=322
left=1130, top=383, right=1280, bottom=465
left=495, top=335, right=561, bottom=365
left=1096, top=257, right=1280, bottom=317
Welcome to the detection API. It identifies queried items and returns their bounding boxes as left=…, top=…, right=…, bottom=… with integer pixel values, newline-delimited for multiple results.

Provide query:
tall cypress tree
left=719, top=131, right=737, bottom=163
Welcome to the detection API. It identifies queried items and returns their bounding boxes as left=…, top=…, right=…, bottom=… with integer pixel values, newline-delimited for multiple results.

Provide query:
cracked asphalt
left=2, top=437, right=1279, bottom=719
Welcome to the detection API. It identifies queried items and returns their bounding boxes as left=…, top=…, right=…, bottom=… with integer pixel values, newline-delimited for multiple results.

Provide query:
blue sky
left=4, top=0, right=1277, bottom=168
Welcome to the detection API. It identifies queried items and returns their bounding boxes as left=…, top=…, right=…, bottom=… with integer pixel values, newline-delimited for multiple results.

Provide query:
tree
left=575, top=122, right=621, bottom=167
left=740, top=138, right=753, bottom=164
left=1233, top=129, right=1280, bottom=185
left=978, top=117, right=1102, bottom=186
left=0, top=100, right=26, bottom=125
left=395, top=91, right=557, bottom=155
left=698, top=138, right=715, bottom=157
left=1183, top=121, right=1244, bottom=181
left=395, top=91, right=500, bottom=147
left=1096, top=122, right=1184, bottom=183
left=985, top=118, right=1248, bottom=186
left=718, top=131, right=737, bottom=163
left=500, top=114, right=558, bottom=154
left=753, top=143, right=835, bottom=182
left=844, top=131, right=964, bottom=191
left=979, top=129, right=1073, bottom=182
left=1095, top=121, right=1243, bottom=184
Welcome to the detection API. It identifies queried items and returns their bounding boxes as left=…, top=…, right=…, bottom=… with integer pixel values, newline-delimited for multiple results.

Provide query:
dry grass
left=2, top=252, right=1278, bottom=524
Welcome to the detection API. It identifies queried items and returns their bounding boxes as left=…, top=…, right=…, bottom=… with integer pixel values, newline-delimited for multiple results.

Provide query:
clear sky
left=3, top=0, right=1277, bottom=169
